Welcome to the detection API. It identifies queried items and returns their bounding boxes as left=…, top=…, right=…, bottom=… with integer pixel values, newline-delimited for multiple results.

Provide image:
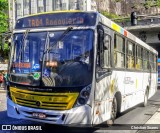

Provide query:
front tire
left=111, top=98, right=118, bottom=119
left=107, top=97, right=117, bottom=126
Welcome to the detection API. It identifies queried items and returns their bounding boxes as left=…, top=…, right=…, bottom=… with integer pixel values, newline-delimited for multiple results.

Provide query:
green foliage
left=132, top=3, right=138, bottom=9
left=144, top=0, right=153, bottom=9
left=143, top=0, right=160, bottom=9
left=101, top=11, right=130, bottom=23
left=0, top=0, right=8, bottom=10
left=4, top=43, right=9, bottom=51
left=0, top=0, right=9, bottom=59
left=0, top=0, right=8, bottom=33
left=101, top=11, right=121, bottom=19
left=156, top=0, right=160, bottom=7
left=114, top=0, right=122, bottom=2
left=114, top=17, right=130, bottom=23
left=3, top=43, right=9, bottom=58
left=0, top=12, right=8, bottom=33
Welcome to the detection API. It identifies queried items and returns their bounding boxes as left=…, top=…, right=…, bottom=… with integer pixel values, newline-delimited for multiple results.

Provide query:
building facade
left=8, top=0, right=160, bottom=31
left=8, top=0, right=98, bottom=30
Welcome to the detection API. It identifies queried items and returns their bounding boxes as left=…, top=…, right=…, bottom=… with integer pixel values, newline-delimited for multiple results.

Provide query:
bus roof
left=15, top=11, right=157, bottom=55
left=98, top=13, right=158, bottom=55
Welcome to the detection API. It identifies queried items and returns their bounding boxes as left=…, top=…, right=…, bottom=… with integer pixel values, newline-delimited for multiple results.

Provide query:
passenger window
left=153, top=55, right=157, bottom=72
left=143, top=49, right=149, bottom=71
left=149, top=53, right=154, bottom=72
left=114, top=34, right=125, bottom=68
left=136, top=46, right=143, bottom=70
left=103, top=34, right=111, bottom=68
left=126, top=41, right=135, bottom=69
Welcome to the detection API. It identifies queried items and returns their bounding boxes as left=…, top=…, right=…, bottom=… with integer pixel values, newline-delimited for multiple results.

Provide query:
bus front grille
left=10, top=87, right=79, bottom=110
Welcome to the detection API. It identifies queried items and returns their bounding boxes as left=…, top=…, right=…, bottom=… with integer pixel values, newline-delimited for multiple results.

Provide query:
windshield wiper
left=42, top=26, right=73, bottom=62
left=18, top=29, right=30, bottom=61
left=44, top=27, right=73, bottom=54
left=40, top=27, right=73, bottom=86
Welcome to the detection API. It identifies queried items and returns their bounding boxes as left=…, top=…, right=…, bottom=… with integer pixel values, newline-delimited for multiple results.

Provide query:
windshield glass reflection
left=9, top=30, right=93, bottom=87
left=42, top=30, right=93, bottom=87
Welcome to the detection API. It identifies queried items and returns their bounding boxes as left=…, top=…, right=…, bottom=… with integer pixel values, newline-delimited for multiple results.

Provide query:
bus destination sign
left=15, top=12, right=97, bottom=29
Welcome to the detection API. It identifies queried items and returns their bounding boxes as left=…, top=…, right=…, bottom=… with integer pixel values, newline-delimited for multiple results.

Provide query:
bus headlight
left=75, top=85, right=91, bottom=107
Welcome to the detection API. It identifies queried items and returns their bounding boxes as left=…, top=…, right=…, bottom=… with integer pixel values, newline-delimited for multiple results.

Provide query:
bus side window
left=114, top=34, right=125, bottom=68
left=103, top=34, right=111, bottom=68
left=126, top=41, right=135, bottom=69
left=154, top=55, right=157, bottom=72
left=143, top=49, right=149, bottom=71
left=149, top=52, right=154, bottom=72
left=136, top=46, right=143, bottom=70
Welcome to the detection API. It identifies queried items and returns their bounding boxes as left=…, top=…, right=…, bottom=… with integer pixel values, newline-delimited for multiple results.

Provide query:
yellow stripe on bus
left=10, top=87, right=79, bottom=110
left=111, top=23, right=120, bottom=33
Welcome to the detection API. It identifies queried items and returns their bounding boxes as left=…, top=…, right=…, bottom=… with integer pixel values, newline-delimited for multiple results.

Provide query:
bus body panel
left=7, top=98, right=91, bottom=125
left=122, top=71, right=143, bottom=111
left=148, top=73, right=157, bottom=98
left=93, top=69, right=157, bottom=125
left=93, top=75, right=112, bottom=124
left=93, top=71, right=126, bottom=125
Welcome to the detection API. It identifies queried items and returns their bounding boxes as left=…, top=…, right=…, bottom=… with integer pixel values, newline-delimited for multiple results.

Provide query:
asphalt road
left=0, top=89, right=160, bottom=133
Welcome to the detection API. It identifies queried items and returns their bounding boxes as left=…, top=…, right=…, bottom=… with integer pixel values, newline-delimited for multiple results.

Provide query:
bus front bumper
left=7, top=98, right=91, bottom=126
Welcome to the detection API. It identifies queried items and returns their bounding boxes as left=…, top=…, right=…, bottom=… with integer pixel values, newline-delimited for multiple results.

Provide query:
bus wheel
left=111, top=97, right=118, bottom=119
left=107, top=97, right=117, bottom=126
left=143, top=89, right=149, bottom=107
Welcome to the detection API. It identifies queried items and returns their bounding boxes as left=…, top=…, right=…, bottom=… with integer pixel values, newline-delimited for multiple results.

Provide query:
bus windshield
left=9, top=29, right=94, bottom=87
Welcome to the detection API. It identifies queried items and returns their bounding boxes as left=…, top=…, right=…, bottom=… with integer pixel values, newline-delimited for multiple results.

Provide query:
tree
left=156, top=0, right=160, bottom=7
left=0, top=0, right=8, bottom=33
left=0, top=0, right=9, bottom=59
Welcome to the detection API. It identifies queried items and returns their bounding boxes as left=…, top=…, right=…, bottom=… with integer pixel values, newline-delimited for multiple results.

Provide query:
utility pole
left=8, top=0, right=11, bottom=31
left=77, top=0, right=80, bottom=10
left=12, top=0, right=16, bottom=30
left=60, top=0, right=62, bottom=10
left=97, top=1, right=100, bottom=12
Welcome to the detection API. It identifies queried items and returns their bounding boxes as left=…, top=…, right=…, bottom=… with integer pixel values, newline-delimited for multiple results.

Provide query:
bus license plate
left=32, top=112, right=46, bottom=119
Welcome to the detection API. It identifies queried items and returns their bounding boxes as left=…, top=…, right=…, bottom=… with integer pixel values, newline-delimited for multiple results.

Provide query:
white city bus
left=7, top=11, right=158, bottom=126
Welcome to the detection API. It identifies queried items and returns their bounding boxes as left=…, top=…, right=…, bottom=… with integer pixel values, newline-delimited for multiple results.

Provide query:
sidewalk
left=136, top=108, right=160, bottom=132
left=145, top=108, right=160, bottom=124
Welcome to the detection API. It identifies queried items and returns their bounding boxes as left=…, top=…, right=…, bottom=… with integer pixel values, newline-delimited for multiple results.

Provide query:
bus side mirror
left=97, top=25, right=104, bottom=68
